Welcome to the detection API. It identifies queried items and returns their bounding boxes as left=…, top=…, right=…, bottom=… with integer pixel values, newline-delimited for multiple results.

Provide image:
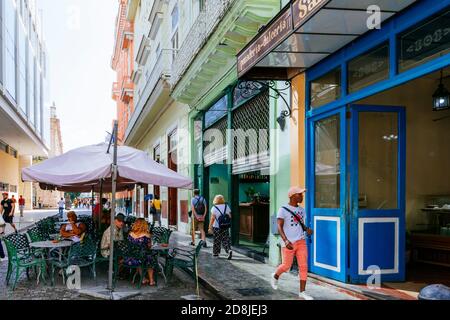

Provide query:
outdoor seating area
left=1, top=213, right=203, bottom=292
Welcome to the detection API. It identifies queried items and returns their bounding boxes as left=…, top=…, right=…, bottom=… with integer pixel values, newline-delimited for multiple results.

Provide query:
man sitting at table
left=101, top=213, right=125, bottom=258
left=60, top=211, right=87, bottom=243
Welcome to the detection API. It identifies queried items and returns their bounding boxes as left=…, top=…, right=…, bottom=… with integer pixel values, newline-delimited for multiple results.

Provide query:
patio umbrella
left=22, top=143, right=193, bottom=191
left=21, top=131, right=193, bottom=296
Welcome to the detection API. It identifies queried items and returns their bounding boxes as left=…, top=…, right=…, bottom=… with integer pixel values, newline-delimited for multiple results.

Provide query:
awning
left=237, top=0, right=417, bottom=80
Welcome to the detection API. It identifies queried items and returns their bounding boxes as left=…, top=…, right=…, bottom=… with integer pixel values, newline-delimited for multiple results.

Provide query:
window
left=0, top=140, right=8, bottom=153
left=18, top=21, right=28, bottom=114
left=398, top=9, right=450, bottom=73
left=5, top=0, right=17, bottom=100
left=310, top=68, right=341, bottom=109
left=204, top=95, right=228, bottom=128
left=168, top=129, right=178, bottom=153
left=171, top=31, right=179, bottom=61
left=10, top=185, right=17, bottom=193
left=348, top=43, right=389, bottom=93
left=156, top=43, right=161, bottom=58
left=28, top=47, right=35, bottom=125
left=171, top=4, right=179, bottom=31
left=192, top=0, right=205, bottom=22
left=0, top=183, right=9, bottom=192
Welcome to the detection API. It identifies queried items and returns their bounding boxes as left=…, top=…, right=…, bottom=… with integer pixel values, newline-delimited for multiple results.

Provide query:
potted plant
left=244, top=187, right=256, bottom=203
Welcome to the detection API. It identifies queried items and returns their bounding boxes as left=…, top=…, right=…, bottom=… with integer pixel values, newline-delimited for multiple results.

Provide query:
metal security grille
left=203, top=116, right=228, bottom=167
left=232, top=89, right=270, bottom=174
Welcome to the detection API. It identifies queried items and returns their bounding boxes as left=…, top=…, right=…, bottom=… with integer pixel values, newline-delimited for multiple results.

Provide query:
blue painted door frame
left=307, top=107, right=348, bottom=282
left=349, top=105, right=406, bottom=284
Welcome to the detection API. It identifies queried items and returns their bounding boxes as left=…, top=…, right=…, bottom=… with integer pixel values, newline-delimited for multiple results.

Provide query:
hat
left=115, top=213, right=125, bottom=222
left=288, top=186, right=306, bottom=198
left=2, top=192, right=8, bottom=196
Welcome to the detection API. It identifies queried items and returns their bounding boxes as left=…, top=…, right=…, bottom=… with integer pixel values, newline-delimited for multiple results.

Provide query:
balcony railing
left=112, top=82, right=120, bottom=100
left=121, top=76, right=134, bottom=103
left=126, top=50, right=171, bottom=140
left=171, top=0, right=235, bottom=88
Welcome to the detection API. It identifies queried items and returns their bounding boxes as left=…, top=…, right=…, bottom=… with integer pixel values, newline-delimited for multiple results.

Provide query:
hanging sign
left=237, top=9, right=293, bottom=78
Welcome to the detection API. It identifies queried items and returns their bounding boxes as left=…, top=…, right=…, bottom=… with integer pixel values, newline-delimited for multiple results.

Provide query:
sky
left=36, top=0, right=119, bottom=152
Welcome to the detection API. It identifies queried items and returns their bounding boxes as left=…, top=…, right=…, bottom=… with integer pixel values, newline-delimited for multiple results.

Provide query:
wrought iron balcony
left=171, top=0, right=235, bottom=88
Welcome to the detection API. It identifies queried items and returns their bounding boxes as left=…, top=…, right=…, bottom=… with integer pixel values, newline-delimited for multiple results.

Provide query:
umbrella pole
left=98, top=179, right=103, bottom=231
left=108, top=121, right=118, bottom=291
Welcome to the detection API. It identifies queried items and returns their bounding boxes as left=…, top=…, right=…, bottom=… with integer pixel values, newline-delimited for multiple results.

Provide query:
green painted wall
left=269, top=82, right=292, bottom=266
left=239, top=182, right=270, bottom=203
left=208, top=164, right=230, bottom=204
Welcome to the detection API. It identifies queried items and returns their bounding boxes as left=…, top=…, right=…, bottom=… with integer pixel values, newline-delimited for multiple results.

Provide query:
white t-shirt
left=277, top=204, right=306, bottom=246
left=58, top=200, right=65, bottom=208
left=211, top=204, right=231, bottom=229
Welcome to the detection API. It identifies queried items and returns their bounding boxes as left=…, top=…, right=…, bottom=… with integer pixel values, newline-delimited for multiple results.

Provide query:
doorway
left=308, top=105, right=406, bottom=283
left=168, top=129, right=178, bottom=228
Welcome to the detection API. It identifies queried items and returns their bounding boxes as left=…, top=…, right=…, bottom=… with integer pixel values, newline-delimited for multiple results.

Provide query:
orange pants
left=275, top=240, right=308, bottom=281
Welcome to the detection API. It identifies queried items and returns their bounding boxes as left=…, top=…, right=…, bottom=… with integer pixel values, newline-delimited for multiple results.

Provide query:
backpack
left=194, top=196, right=206, bottom=217
left=214, top=204, right=231, bottom=230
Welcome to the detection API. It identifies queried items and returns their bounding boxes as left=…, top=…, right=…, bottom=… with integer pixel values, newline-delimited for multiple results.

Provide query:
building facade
left=0, top=0, right=50, bottom=210
left=33, top=103, right=64, bottom=209
left=124, top=0, right=190, bottom=233
left=238, top=0, right=450, bottom=286
left=112, top=0, right=135, bottom=143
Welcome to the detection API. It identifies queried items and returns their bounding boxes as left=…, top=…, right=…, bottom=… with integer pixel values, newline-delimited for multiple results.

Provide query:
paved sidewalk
left=170, top=232, right=359, bottom=300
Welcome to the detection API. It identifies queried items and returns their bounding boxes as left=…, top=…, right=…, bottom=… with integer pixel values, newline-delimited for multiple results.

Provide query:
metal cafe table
left=29, top=240, right=73, bottom=284
left=150, top=244, right=174, bottom=283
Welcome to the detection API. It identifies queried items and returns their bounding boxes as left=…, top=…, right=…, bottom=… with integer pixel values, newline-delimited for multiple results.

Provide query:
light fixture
left=277, top=114, right=286, bottom=131
left=432, top=69, right=450, bottom=111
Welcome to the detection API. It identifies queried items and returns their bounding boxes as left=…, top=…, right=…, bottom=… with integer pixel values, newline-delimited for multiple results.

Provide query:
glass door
left=349, top=105, right=406, bottom=283
left=308, top=107, right=348, bottom=282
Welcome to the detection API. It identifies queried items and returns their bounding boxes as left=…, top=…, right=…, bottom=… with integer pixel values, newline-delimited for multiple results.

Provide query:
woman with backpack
left=208, top=195, right=232, bottom=260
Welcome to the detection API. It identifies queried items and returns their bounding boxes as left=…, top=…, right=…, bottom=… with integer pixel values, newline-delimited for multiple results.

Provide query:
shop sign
left=292, top=0, right=328, bottom=29
left=237, top=9, right=292, bottom=77
left=399, top=10, right=450, bottom=72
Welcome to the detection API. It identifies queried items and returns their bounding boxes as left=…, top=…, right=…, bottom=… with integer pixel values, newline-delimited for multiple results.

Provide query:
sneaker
left=270, top=273, right=278, bottom=290
left=213, top=254, right=219, bottom=258
left=190, top=242, right=195, bottom=246
left=203, top=242, right=207, bottom=248
left=227, top=251, right=233, bottom=260
left=299, top=292, right=314, bottom=300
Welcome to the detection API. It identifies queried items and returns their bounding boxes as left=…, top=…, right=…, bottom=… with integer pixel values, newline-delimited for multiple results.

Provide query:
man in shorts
left=1, top=193, right=17, bottom=233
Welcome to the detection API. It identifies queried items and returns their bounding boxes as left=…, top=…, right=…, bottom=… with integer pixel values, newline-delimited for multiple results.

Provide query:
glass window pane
left=358, top=112, right=398, bottom=209
left=310, top=68, right=341, bottom=109
left=315, top=114, right=340, bottom=208
left=204, top=95, right=228, bottom=128
left=398, top=10, right=450, bottom=73
left=348, top=43, right=389, bottom=93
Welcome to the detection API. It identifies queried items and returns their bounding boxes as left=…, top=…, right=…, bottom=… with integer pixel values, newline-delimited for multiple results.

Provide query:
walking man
left=58, top=197, right=65, bottom=219
left=1, top=193, right=17, bottom=233
left=18, top=195, right=25, bottom=218
left=270, top=186, right=314, bottom=300
left=191, top=189, right=207, bottom=247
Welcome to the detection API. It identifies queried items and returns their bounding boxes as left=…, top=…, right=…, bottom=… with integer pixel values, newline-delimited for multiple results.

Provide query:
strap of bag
left=282, top=206, right=307, bottom=233
left=213, top=204, right=228, bottom=217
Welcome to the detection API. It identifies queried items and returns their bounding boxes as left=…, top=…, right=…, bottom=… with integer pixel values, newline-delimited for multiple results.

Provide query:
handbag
left=282, top=206, right=309, bottom=236
left=0, top=214, right=6, bottom=234
left=150, top=201, right=157, bottom=215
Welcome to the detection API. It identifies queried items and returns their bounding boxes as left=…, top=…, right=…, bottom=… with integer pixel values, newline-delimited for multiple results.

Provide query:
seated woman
left=60, top=211, right=87, bottom=243
left=125, top=218, right=157, bottom=286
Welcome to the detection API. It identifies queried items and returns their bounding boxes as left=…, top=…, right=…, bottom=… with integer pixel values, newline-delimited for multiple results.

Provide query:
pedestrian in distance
left=58, top=197, right=65, bottom=219
left=11, top=195, right=17, bottom=215
left=18, top=195, right=25, bottom=218
left=190, top=189, right=207, bottom=247
left=270, top=186, right=314, bottom=300
left=208, top=195, right=232, bottom=260
left=150, top=195, right=162, bottom=226
left=1, top=193, right=17, bottom=233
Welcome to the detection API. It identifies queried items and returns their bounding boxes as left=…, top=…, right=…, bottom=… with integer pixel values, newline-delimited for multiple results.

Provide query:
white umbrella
left=21, top=131, right=193, bottom=297
left=22, top=143, right=193, bottom=191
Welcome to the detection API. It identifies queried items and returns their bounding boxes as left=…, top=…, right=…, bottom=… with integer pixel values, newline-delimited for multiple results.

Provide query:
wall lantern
left=432, top=69, right=450, bottom=111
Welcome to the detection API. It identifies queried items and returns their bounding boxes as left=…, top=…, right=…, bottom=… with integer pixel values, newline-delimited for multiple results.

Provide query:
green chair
left=113, top=240, right=150, bottom=289
left=3, top=235, right=47, bottom=290
left=165, top=240, right=204, bottom=281
left=49, top=237, right=98, bottom=286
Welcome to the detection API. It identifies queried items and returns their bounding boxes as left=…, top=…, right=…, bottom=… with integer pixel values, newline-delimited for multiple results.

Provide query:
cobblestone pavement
left=172, top=232, right=359, bottom=300
left=0, top=210, right=215, bottom=300
left=0, top=261, right=215, bottom=300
